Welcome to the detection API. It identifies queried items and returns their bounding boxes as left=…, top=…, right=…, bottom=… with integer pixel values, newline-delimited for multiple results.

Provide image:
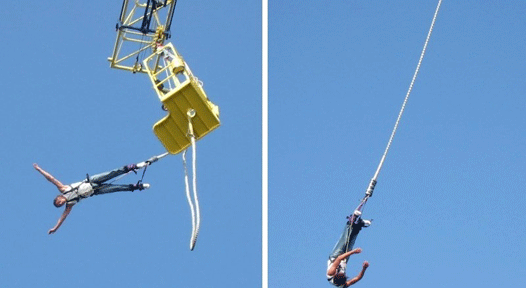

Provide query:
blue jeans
left=89, top=166, right=137, bottom=195
left=329, top=219, right=364, bottom=261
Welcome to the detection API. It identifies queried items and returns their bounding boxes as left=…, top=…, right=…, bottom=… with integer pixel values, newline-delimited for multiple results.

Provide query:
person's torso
left=64, top=181, right=94, bottom=204
left=327, top=258, right=347, bottom=287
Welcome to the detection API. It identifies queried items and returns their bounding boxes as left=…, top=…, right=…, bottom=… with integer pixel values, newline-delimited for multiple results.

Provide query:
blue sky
left=270, top=1, right=525, bottom=287
left=0, top=1, right=260, bottom=287
left=2, top=1, right=526, bottom=288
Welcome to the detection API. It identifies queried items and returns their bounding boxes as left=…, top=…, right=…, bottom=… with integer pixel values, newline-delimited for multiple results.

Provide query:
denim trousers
left=329, top=220, right=363, bottom=261
left=89, top=166, right=137, bottom=195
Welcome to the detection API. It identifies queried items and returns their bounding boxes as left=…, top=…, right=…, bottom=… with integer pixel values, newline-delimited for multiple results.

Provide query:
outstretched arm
left=346, top=261, right=369, bottom=287
left=49, top=204, right=73, bottom=234
left=33, top=163, right=69, bottom=193
left=328, top=248, right=362, bottom=276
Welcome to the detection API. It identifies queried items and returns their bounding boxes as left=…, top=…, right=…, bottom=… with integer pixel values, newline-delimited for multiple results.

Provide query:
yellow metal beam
left=108, top=0, right=176, bottom=73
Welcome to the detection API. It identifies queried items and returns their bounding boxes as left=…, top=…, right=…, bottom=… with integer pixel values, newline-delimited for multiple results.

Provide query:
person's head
left=332, top=273, right=348, bottom=286
left=53, top=195, right=67, bottom=208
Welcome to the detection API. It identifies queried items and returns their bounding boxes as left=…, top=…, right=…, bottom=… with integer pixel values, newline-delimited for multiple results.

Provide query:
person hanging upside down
left=327, top=211, right=371, bottom=287
left=33, top=162, right=150, bottom=234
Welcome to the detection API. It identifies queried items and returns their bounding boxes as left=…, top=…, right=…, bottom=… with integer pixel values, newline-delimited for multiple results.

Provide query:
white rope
left=190, top=129, right=200, bottom=250
left=183, top=111, right=200, bottom=250
left=368, top=0, right=442, bottom=193
left=156, top=152, right=170, bottom=160
left=182, top=149, right=195, bottom=249
left=105, top=152, right=170, bottom=185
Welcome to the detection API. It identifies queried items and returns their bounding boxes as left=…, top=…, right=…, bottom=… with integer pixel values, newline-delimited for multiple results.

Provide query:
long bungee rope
left=363, top=0, right=442, bottom=202
left=183, top=109, right=200, bottom=251
left=101, top=152, right=170, bottom=185
left=345, top=0, right=443, bottom=252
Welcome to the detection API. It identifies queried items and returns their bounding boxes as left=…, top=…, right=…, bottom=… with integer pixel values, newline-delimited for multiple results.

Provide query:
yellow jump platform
left=143, top=43, right=220, bottom=154
left=153, top=79, right=220, bottom=154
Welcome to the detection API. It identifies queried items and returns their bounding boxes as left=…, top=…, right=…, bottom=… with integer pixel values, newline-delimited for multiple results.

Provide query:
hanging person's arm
left=345, top=261, right=369, bottom=287
left=327, top=248, right=362, bottom=276
left=49, top=204, right=74, bottom=234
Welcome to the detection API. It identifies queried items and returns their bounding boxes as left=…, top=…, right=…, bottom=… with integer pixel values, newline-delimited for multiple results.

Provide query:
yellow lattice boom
left=108, top=0, right=177, bottom=73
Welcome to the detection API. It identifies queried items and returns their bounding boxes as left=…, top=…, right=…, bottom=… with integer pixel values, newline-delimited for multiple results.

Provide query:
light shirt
left=327, top=258, right=347, bottom=287
left=63, top=181, right=94, bottom=205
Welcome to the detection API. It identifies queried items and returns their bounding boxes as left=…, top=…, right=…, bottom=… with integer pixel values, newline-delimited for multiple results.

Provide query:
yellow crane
left=108, top=0, right=220, bottom=250
left=108, top=0, right=220, bottom=155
